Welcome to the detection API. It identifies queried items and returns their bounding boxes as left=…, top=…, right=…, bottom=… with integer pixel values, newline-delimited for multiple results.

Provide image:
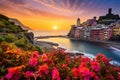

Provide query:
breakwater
left=35, top=35, right=68, bottom=39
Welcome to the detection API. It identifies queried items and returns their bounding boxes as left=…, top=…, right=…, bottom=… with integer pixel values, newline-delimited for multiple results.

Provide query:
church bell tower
left=77, top=18, right=81, bottom=26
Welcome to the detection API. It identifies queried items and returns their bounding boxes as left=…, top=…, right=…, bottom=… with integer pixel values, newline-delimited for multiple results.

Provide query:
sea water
left=31, top=30, right=120, bottom=66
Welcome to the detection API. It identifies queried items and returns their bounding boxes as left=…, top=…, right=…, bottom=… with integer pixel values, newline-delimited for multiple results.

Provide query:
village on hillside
left=68, top=8, right=120, bottom=41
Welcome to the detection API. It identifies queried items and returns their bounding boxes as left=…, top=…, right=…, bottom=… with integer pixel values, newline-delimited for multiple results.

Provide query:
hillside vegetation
left=0, top=14, right=42, bottom=52
left=0, top=14, right=24, bottom=33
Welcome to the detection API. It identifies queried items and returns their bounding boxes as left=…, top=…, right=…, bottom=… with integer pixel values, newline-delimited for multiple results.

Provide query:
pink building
left=74, top=27, right=84, bottom=39
left=90, top=28, right=112, bottom=40
left=90, top=28, right=104, bottom=40
left=86, top=17, right=97, bottom=26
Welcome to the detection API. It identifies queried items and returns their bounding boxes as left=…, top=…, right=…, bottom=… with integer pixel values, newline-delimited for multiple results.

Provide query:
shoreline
left=69, top=37, right=120, bottom=50
left=34, top=36, right=120, bottom=53
left=34, top=41, right=59, bottom=52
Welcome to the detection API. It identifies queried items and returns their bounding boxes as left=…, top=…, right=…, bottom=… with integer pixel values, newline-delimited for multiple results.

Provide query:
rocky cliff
left=24, top=32, right=34, bottom=44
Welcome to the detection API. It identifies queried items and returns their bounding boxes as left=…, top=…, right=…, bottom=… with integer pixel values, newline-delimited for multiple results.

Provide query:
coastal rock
left=25, top=32, right=34, bottom=44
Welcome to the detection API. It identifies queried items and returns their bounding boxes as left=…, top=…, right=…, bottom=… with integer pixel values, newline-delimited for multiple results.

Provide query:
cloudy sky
left=0, top=0, right=120, bottom=30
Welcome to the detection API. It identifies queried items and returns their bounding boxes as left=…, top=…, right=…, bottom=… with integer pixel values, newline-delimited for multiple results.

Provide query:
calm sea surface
left=31, top=30, right=120, bottom=65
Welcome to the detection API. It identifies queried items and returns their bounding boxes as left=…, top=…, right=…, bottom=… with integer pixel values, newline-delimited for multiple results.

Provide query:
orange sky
left=0, top=0, right=120, bottom=31
left=0, top=9, right=87, bottom=31
left=19, top=16, right=75, bottom=30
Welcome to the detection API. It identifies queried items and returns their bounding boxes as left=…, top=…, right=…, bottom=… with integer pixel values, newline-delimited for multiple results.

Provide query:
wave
left=66, top=50, right=95, bottom=59
left=83, top=53, right=95, bottom=59
left=67, top=50, right=120, bottom=66
left=110, top=60, right=120, bottom=66
left=110, top=47, right=120, bottom=56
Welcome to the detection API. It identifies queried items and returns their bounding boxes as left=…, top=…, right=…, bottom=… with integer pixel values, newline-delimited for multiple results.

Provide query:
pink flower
left=36, top=64, right=49, bottom=77
left=79, top=62, right=86, bottom=68
left=91, top=61, right=100, bottom=72
left=5, top=66, right=24, bottom=80
left=90, top=72, right=98, bottom=80
left=118, top=74, right=120, bottom=80
left=81, top=57, right=90, bottom=62
left=90, top=72, right=95, bottom=77
left=52, top=68, right=60, bottom=80
left=96, top=53, right=107, bottom=62
left=106, top=74, right=114, bottom=80
left=60, top=50, right=67, bottom=55
left=66, top=56, right=71, bottom=64
left=62, top=64, right=67, bottom=68
left=25, top=71, right=33, bottom=78
left=42, top=53, right=48, bottom=61
left=29, top=58, right=38, bottom=67
left=96, top=53, right=112, bottom=65
left=79, top=67, right=91, bottom=80
left=0, top=78, right=4, bottom=80
left=72, top=68, right=79, bottom=78
left=94, top=76, right=99, bottom=80
left=32, top=51, right=39, bottom=58
left=66, top=76, right=71, bottom=80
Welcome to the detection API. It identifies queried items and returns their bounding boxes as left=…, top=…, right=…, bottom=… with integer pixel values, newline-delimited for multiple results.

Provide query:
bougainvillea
left=0, top=42, right=120, bottom=80
left=5, top=65, right=25, bottom=80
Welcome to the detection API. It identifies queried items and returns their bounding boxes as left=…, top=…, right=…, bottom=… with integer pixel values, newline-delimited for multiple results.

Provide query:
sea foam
left=110, top=47, right=120, bottom=56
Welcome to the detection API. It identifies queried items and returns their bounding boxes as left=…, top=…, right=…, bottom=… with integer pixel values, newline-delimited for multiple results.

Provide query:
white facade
left=84, top=27, right=91, bottom=39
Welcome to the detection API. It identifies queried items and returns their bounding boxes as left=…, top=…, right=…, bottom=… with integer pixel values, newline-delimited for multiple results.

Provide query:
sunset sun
left=53, top=26, right=58, bottom=30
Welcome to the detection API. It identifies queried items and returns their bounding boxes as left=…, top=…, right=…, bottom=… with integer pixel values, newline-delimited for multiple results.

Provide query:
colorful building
left=103, top=28, right=112, bottom=40
left=112, top=27, right=120, bottom=36
left=68, top=18, right=83, bottom=38
left=68, top=25, right=76, bottom=37
left=111, top=20, right=120, bottom=36
left=84, top=27, right=91, bottom=39
left=90, top=28, right=104, bottom=40
left=74, top=27, right=84, bottom=38
left=68, top=10, right=120, bottom=41
left=90, top=25, right=112, bottom=40
left=86, top=17, right=97, bottom=27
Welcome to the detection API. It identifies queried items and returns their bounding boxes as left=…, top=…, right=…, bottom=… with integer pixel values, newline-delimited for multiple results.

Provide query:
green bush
left=33, top=46, right=43, bottom=54
left=0, top=21, right=5, bottom=27
left=15, top=38, right=26, bottom=48
left=4, top=34, right=18, bottom=42
left=0, top=36, right=4, bottom=42
left=15, top=38, right=33, bottom=50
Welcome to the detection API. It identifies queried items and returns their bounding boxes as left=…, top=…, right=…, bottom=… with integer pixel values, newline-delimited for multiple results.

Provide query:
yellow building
left=112, top=27, right=120, bottom=36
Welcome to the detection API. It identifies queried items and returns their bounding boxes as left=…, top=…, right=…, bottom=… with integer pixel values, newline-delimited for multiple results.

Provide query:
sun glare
left=53, top=26, right=58, bottom=30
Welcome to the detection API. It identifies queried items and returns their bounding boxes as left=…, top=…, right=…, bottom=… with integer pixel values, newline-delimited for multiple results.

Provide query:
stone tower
left=98, top=8, right=120, bottom=25
left=77, top=18, right=81, bottom=26
left=93, top=16, right=97, bottom=20
left=108, top=8, right=112, bottom=14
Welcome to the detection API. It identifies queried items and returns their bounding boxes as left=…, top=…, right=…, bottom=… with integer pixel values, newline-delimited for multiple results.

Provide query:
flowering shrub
left=0, top=42, right=120, bottom=80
